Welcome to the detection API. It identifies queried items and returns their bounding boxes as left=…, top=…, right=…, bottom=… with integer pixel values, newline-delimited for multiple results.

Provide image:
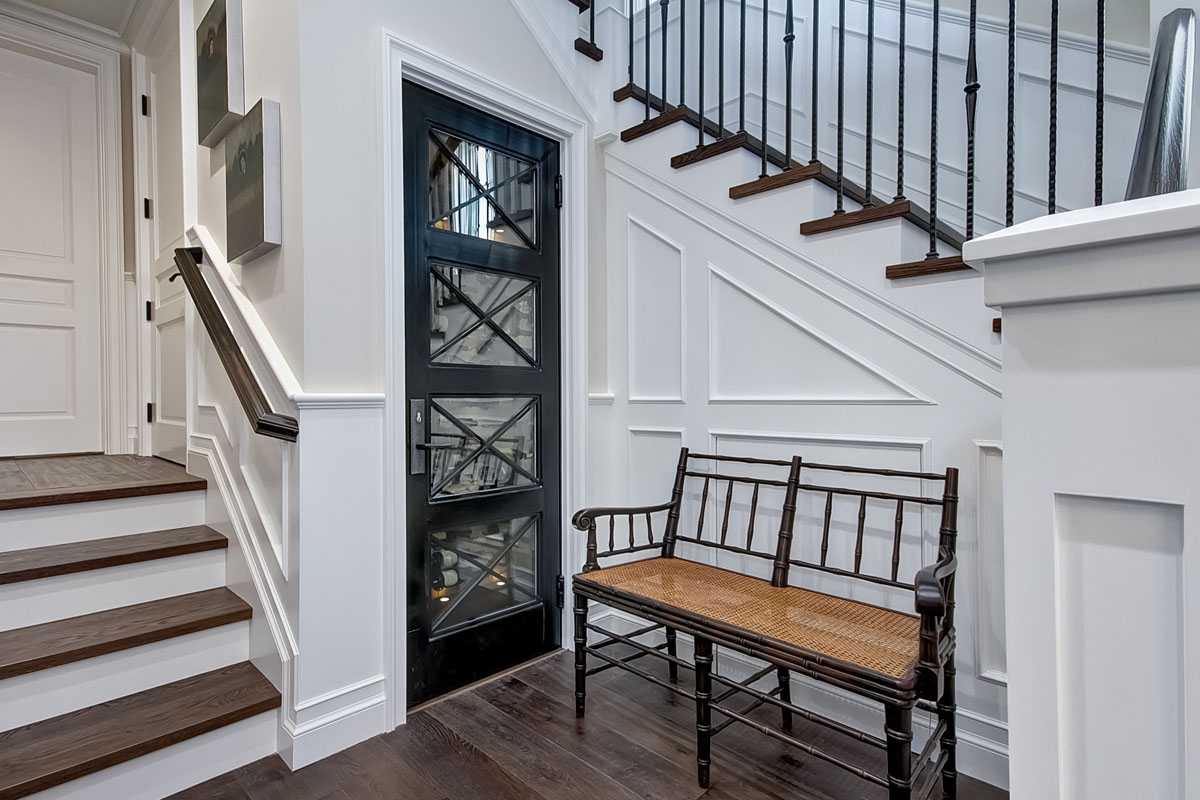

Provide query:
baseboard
left=279, top=689, right=388, bottom=769
left=589, top=607, right=1010, bottom=791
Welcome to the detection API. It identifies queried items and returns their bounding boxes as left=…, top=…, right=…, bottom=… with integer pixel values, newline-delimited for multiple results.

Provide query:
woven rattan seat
left=576, top=557, right=921, bottom=680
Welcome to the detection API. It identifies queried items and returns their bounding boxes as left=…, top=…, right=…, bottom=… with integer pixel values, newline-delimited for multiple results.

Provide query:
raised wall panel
left=628, top=427, right=684, bottom=505
left=975, top=442, right=1006, bottom=684
left=708, top=268, right=923, bottom=404
left=0, top=70, right=69, bottom=260
left=0, top=323, right=74, bottom=415
left=1056, top=494, right=1184, bottom=800
left=627, top=218, right=683, bottom=403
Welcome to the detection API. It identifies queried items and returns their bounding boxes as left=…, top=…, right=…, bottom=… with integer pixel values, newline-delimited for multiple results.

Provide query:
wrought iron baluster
left=739, top=0, right=748, bottom=131
left=1049, top=0, right=1059, bottom=213
left=810, top=0, right=819, bottom=163
left=835, top=0, right=846, bottom=212
left=784, top=0, right=796, bottom=166
left=760, top=0, right=770, bottom=178
left=645, top=0, right=652, bottom=121
left=662, top=0, right=670, bottom=110
left=927, top=0, right=941, bottom=258
left=719, top=0, right=726, bottom=133
left=864, top=0, right=875, bottom=204
left=965, top=0, right=979, bottom=239
left=628, top=0, right=635, bottom=88
left=895, top=0, right=906, bottom=199
left=1095, top=0, right=1106, bottom=205
left=698, top=0, right=707, bottom=147
left=590, top=0, right=597, bottom=46
left=1006, top=0, right=1016, bottom=225
left=680, top=0, right=687, bottom=106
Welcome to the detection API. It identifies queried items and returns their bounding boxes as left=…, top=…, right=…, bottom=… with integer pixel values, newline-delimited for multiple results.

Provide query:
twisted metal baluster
left=810, top=0, right=819, bottom=162
left=784, top=0, right=795, bottom=166
left=895, top=0, right=906, bottom=199
left=1095, top=0, right=1106, bottom=205
left=835, top=0, right=846, bottom=212
left=864, top=0, right=875, bottom=204
left=661, top=0, right=670, bottom=110
left=698, top=0, right=707, bottom=147
left=965, top=0, right=979, bottom=239
left=760, top=0, right=770, bottom=178
left=1049, top=0, right=1059, bottom=213
left=927, top=0, right=941, bottom=258
left=1006, top=0, right=1016, bottom=225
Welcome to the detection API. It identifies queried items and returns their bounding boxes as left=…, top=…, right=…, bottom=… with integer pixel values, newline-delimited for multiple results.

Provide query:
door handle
left=410, top=400, right=456, bottom=475
left=415, top=442, right=455, bottom=450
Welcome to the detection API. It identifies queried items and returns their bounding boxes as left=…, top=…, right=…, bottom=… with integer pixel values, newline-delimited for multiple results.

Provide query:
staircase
left=0, top=456, right=279, bottom=800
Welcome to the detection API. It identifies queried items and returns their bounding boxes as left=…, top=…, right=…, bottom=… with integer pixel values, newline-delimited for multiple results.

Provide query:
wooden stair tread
left=0, top=588, right=250, bottom=681
left=0, top=661, right=278, bottom=800
left=730, top=162, right=823, bottom=199
left=800, top=199, right=912, bottom=236
left=620, top=106, right=690, bottom=142
left=0, top=526, right=226, bottom=586
left=574, top=38, right=603, bottom=61
left=885, top=255, right=973, bottom=280
left=0, top=456, right=204, bottom=512
left=670, top=131, right=751, bottom=169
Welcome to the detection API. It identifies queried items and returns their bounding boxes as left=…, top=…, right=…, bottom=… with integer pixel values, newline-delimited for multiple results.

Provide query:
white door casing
left=139, top=7, right=188, bottom=464
left=0, top=34, right=113, bottom=456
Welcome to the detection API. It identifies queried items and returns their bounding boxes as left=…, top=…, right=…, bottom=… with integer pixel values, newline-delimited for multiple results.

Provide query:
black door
left=403, top=82, right=561, bottom=706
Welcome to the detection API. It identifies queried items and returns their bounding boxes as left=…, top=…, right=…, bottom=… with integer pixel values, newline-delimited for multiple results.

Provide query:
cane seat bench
left=570, top=448, right=960, bottom=800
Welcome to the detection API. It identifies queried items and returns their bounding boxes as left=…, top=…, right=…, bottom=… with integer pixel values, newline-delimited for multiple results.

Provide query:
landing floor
left=173, top=650, right=1008, bottom=800
left=0, top=455, right=202, bottom=511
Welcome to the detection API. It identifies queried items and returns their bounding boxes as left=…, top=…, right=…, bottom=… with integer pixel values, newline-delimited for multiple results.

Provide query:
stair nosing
left=0, top=526, right=227, bottom=586
left=0, top=478, right=207, bottom=513
left=0, top=661, right=279, bottom=800
left=0, top=587, right=251, bottom=681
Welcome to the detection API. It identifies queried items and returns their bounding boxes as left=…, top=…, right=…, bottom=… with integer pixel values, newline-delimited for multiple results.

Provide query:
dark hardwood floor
left=172, top=650, right=1008, bottom=800
left=0, top=455, right=202, bottom=511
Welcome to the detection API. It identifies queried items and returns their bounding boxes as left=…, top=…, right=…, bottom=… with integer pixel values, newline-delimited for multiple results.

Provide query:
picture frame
left=226, top=99, right=282, bottom=264
left=196, top=0, right=245, bottom=147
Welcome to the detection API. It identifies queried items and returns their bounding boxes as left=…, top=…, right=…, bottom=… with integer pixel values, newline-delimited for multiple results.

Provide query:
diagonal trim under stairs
left=0, top=661, right=279, bottom=800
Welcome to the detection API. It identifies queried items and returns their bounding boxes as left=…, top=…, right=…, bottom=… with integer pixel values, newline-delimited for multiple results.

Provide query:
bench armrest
left=913, top=554, right=958, bottom=617
left=572, top=500, right=679, bottom=572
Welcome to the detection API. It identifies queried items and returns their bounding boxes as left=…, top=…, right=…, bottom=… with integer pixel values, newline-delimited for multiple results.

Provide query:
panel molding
left=626, top=215, right=686, bottom=404
left=974, top=440, right=1007, bottom=687
left=707, top=266, right=932, bottom=405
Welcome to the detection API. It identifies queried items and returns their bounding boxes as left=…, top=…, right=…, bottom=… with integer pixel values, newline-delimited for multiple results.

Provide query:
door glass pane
left=429, top=397, right=538, bottom=499
left=431, top=516, right=539, bottom=634
left=428, top=130, right=536, bottom=249
left=430, top=264, right=537, bottom=367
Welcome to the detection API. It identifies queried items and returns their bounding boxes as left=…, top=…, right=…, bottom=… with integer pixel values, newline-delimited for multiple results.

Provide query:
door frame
left=0, top=9, right=127, bottom=455
left=382, top=31, right=588, bottom=730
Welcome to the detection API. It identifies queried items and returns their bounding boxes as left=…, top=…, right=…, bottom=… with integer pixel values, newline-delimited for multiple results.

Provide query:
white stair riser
left=0, top=551, right=225, bottom=631
left=0, top=492, right=206, bottom=551
left=22, top=710, right=277, bottom=800
left=0, top=622, right=249, bottom=731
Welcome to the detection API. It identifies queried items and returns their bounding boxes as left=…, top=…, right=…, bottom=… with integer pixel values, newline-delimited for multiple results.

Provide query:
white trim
left=292, top=393, right=386, bottom=410
left=508, top=0, right=599, bottom=123
left=0, top=0, right=130, bottom=53
left=973, top=440, right=1008, bottom=688
left=588, top=392, right=617, bottom=405
left=625, top=215, right=687, bottom=405
left=0, top=11, right=128, bottom=454
left=383, top=30, right=590, bottom=731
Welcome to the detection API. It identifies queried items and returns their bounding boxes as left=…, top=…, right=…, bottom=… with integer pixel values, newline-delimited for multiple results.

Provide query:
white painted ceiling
left=18, top=0, right=138, bottom=34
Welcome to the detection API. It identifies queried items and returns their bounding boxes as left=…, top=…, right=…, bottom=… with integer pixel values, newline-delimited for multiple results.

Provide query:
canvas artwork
left=196, top=0, right=245, bottom=147
left=226, top=99, right=282, bottom=264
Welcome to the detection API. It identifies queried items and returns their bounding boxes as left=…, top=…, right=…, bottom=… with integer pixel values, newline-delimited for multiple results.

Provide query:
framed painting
left=226, top=99, right=282, bottom=264
left=197, top=0, right=245, bottom=146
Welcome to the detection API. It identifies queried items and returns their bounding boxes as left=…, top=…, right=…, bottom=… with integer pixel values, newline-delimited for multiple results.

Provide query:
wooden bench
left=571, top=447, right=960, bottom=800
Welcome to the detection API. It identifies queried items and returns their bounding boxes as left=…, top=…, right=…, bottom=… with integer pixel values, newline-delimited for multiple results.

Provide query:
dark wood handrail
left=173, top=247, right=299, bottom=442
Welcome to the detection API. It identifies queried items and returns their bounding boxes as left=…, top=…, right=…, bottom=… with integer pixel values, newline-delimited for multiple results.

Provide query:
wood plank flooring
left=0, top=455, right=203, bottom=511
left=172, top=650, right=1008, bottom=800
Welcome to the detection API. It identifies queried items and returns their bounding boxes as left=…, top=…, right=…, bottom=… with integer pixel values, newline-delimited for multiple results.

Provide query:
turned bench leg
left=573, top=594, right=588, bottom=718
left=776, top=667, right=792, bottom=730
left=694, top=637, right=714, bottom=789
left=939, top=655, right=958, bottom=798
left=666, top=627, right=678, bottom=683
left=884, top=704, right=914, bottom=800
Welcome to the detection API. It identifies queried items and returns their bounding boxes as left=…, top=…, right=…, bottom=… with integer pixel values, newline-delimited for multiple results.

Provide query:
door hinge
left=141, top=94, right=150, bottom=116
left=146, top=402, right=154, bottom=424
left=143, top=198, right=152, bottom=219
left=554, top=174, right=563, bottom=209
left=555, top=574, right=565, bottom=609
left=145, top=300, right=152, bottom=322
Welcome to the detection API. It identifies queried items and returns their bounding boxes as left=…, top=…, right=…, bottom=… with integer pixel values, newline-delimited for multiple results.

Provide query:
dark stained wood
left=0, top=526, right=226, bottom=586
left=574, top=37, right=603, bottom=61
left=174, top=652, right=1004, bottom=800
left=0, top=455, right=205, bottom=511
left=729, top=162, right=823, bottom=199
left=670, top=132, right=751, bottom=169
left=993, top=317, right=1002, bottom=334
left=567, top=0, right=589, bottom=11
left=885, top=255, right=974, bottom=280
left=174, top=248, right=298, bottom=442
left=620, top=106, right=690, bottom=143
left=800, top=199, right=913, bottom=236
left=0, top=662, right=279, bottom=800
left=0, top=588, right=251, bottom=680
